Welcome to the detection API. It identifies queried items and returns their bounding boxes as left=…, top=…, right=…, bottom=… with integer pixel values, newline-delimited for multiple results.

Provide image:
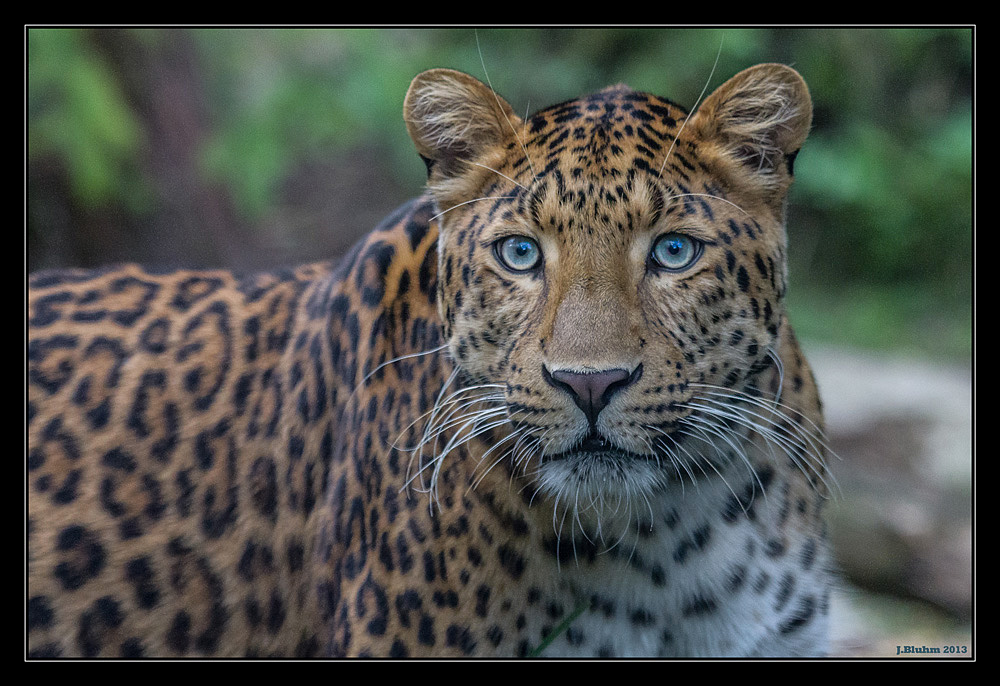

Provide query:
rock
left=805, top=345, right=972, bottom=621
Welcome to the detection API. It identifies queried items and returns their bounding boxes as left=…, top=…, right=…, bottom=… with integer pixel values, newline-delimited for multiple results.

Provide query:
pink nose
left=546, top=365, right=641, bottom=426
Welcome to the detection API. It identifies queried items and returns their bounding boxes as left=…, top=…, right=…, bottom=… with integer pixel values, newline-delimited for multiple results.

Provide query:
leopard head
left=404, top=64, right=812, bottom=519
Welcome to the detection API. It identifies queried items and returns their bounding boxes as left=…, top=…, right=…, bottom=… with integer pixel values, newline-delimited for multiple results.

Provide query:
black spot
left=800, top=538, right=818, bottom=570
left=497, top=544, right=526, bottom=580
left=125, top=556, right=161, bottom=609
left=127, top=370, right=168, bottom=438
left=417, top=614, right=435, bottom=646
left=660, top=628, right=675, bottom=649
left=433, top=589, right=459, bottom=608
left=358, top=241, right=396, bottom=307
left=754, top=252, right=769, bottom=279
left=765, top=538, right=787, bottom=558
left=27, top=595, right=55, bottom=630
left=358, top=574, right=389, bottom=637
left=166, top=611, right=192, bottom=653
left=248, top=456, right=279, bottom=523
left=590, top=594, right=617, bottom=618
left=774, top=572, right=796, bottom=611
left=390, top=639, right=409, bottom=658
left=238, top=541, right=258, bottom=581
left=193, top=568, right=228, bottom=654
left=267, top=590, right=286, bottom=634
left=475, top=585, right=491, bottom=617
left=295, top=635, right=319, bottom=658
left=28, top=334, right=79, bottom=394
left=30, top=291, right=74, bottom=327
left=86, top=398, right=112, bottom=430
left=753, top=571, right=772, bottom=594
left=422, top=550, right=436, bottom=583
left=630, top=608, right=655, bottom=626
left=526, top=587, right=541, bottom=605
left=100, top=476, right=127, bottom=517
left=54, top=525, right=106, bottom=590
left=673, top=524, right=712, bottom=564
left=139, top=318, right=170, bottom=353
left=396, top=533, right=414, bottom=573
left=53, top=468, right=82, bottom=505
left=27, top=447, right=45, bottom=472
left=171, top=276, right=223, bottom=311
left=77, top=596, right=124, bottom=657
left=108, top=276, right=159, bottom=326
left=121, top=638, right=145, bottom=657
left=737, top=265, right=750, bottom=293
left=446, top=624, right=477, bottom=655
left=102, top=447, right=137, bottom=472
left=287, top=539, right=305, bottom=573
left=727, top=564, right=749, bottom=594
left=245, top=596, right=263, bottom=628
left=390, top=590, right=420, bottom=630
left=779, top=595, right=816, bottom=635
left=405, top=211, right=431, bottom=251
left=175, top=469, right=195, bottom=517
left=682, top=592, right=718, bottom=617
left=28, top=642, right=62, bottom=658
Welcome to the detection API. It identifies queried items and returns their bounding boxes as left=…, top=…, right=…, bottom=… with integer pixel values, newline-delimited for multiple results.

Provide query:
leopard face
left=405, top=65, right=812, bottom=521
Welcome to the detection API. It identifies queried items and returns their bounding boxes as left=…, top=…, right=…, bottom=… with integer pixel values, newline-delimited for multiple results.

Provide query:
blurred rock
left=805, top=345, right=972, bottom=620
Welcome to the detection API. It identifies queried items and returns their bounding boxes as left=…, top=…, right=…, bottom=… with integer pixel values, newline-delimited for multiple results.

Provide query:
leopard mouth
left=543, top=429, right=654, bottom=464
left=531, top=428, right=675, bottom=507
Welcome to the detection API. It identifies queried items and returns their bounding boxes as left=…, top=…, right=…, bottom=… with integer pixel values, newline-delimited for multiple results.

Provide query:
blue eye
left=650, top=233, right=701, bottom=271
left=496, top=236, right=542, bottom=272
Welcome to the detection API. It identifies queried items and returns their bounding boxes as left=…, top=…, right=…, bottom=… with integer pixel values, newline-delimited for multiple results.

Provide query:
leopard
left=27, top=62, right=834, bottom=658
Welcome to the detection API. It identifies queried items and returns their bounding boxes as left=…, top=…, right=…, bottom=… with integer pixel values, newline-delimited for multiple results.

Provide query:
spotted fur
left=27, top=64, right=832, bottom=658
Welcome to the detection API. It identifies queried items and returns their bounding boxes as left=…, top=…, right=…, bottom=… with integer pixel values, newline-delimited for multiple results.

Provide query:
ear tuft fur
left=693, top=64, right=812, bottom=178
left=404, top=69, right=520, bottom=178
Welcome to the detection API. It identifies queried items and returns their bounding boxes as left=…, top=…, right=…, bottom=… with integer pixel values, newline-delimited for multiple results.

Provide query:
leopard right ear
left=690, top=63, right=812, bottom=188
left=404, top=69, right=520, bottom=179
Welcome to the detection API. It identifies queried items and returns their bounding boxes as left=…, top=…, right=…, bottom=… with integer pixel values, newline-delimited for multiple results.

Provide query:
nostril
left=544, top=364, right=642, bottom=426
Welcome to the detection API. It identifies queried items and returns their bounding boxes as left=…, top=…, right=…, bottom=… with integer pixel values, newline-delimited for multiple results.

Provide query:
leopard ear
left=691, top=63, right=812, bottom=181
left=404, top=68, right=520, bottom=178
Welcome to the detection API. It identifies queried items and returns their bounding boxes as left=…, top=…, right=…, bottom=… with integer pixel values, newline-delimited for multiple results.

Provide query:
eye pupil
left=497, top=236, right=541, bottom=271
left=651, top=232, right=700, bottom=270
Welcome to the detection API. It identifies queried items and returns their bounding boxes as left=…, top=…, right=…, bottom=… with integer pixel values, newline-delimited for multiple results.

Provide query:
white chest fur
left=519, top=461, right=831, bottom=658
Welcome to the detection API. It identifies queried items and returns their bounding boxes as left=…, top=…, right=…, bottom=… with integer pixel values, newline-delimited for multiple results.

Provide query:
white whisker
left=475, top=30, right=537, bottom=180
left=664, top=192, right=752, bottom=219
left=658, top=34, right=724, bottom=180
left=349, top=344, right=449, bottom=401
left=430, top=195, right=519, bottom=223
left=680, top=382, right=838, bottom=499
left=470, top=162, right=529, bottom=191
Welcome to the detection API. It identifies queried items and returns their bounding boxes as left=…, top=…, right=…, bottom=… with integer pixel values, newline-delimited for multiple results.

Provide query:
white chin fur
left=532, top=452, right=670, bottom=520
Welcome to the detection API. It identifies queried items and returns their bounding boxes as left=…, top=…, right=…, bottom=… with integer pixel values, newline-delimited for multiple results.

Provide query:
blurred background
left=26, top=27, right=973, bottom=658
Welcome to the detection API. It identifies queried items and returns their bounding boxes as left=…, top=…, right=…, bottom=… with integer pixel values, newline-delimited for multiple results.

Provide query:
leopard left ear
left=691, top=63, right=812, bottom=181
left=404, top=68, right=520, bottom=179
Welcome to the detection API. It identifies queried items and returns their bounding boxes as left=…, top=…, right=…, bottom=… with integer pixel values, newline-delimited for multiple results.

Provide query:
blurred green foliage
left=26, top=27, right=972, bottom=359
left=28, top=29, right=146, bottom=209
